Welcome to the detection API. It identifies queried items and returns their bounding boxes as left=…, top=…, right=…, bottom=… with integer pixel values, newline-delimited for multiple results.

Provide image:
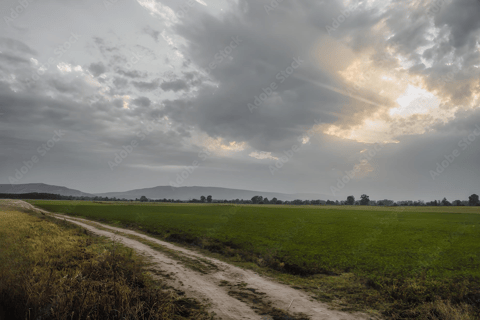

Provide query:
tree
left=377, top=199, right=393, bottom=206
left=251, top=196, right=263, bottom=204
left=442, top=197, right=451, bottom=206
left=271, top=197, right=277, bottom=204
left=469, top=194, right=479, bottom=206
left=139, top=196, right=148, bottom=202
left=200, top=195, right=206, bottom=203
left=454, top=200, right=463, bottom=206
left=263, top=197, right=269, bottom=204
left=360, top=194, right=370, bottom=205
left=346, top=195, right=355, bottom=205
left=207, top=195, right=212, bottom=203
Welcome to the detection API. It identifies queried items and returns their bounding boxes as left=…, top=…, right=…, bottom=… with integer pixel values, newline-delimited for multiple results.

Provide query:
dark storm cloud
left=434, top=0, right=480, bottom=49
left=165, top=0, right=347, bottom=150
left=0, top=74, right=185, bottom=159
left=146, top=0, right=478, bottom=154
left=0, top=81, right=96, bottom=131
left=386, top=11, right=431, bottom=59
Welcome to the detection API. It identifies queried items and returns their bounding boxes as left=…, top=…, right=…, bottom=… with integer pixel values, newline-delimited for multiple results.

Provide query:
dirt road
left=14, top=200, right=372, bottom=320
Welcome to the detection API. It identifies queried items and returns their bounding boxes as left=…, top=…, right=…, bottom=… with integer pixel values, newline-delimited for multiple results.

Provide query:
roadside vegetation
left=0, top=200, right=212, bottom=320
left=30, top=201, right=480, bottom=319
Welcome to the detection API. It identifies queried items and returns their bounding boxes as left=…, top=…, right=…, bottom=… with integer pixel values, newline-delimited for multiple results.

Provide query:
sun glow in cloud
left=119, top=95, right=131, bottom=109
left=83, top=72, right=131, bottom=109
left=391, top=85, right=441, bottom=117
left=57, top=62, right=84, bottom=74
left=316, top=44, right=468, bottom=143
left=192, top=135, right=247, bottom=156
left=323, top=119, right=397, bottom=144
left=312, top=4, right=480, bottom=145
left=57, top=62, right=72, bottom=73
left=249, top=151, right=278, bottom=160
left=194, top=0, right=207, bottom=6
left=136, top=0, right=177, bottom=26
left=301, top=136, right=310, bottom=144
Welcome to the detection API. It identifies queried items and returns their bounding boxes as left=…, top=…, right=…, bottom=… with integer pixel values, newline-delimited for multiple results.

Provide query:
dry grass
left=0, top=202, right=212, bottom=320
left=425, top=300, right=476, bottom=320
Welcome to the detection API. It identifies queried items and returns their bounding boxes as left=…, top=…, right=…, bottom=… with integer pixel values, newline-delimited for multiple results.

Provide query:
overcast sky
left=0, top=0, right=479, bottom=201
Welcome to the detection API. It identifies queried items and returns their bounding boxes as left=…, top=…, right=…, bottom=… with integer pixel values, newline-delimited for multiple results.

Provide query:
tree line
left=1, top=193, right=479, bottom=206
left=339, top=194, right=480, bottom=206
left=185, top=193, right=480, bottom=206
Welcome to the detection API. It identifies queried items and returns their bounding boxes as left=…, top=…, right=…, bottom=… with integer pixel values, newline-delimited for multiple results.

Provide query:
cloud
left=0, top=37, right=37, bottom=55
left=132, top=96, right=151, bottom=107
left=113, top=77, right=129, bottom=89
left=132, top=79, right=159, bottom=91
left=434, top=0, right=480, bottom=49
left=249, top=151, right=278, bottom=160
left=88, top=62, right=107, bottom=77
left=143, top=25, right=161, bottom=42
left=160, top=79, right=189, bottom=92
left=194, top=0, right=208, bottom=6
left=0, top=52, right=30, bottom=65
left=116, top=69, right=146, bottom=78
left=136, top=0, right=178, bottom=26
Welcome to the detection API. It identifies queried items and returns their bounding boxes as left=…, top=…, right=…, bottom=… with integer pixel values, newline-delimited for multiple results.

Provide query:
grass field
left=30, top=201, right=480, bottom=318
left=0, top=200, right=211, bottom=320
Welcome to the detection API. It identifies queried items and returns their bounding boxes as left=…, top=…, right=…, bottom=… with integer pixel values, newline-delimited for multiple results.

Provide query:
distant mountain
left=0, top=183, right=330, bottom=201
left=96, top=186, right=328, bottom=201
left=0, top=183, right=92, bottom=197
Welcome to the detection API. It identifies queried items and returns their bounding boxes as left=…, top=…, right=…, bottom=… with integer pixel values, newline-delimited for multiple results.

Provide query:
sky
left=0, top=0, right=479, bottom=201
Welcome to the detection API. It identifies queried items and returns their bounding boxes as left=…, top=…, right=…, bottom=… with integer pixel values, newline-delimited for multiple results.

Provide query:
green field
left=29, top=201, right=480, bottom=318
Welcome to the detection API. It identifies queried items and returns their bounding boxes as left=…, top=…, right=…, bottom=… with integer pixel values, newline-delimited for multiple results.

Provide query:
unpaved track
left=15, top=200, right=371, bottom=320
